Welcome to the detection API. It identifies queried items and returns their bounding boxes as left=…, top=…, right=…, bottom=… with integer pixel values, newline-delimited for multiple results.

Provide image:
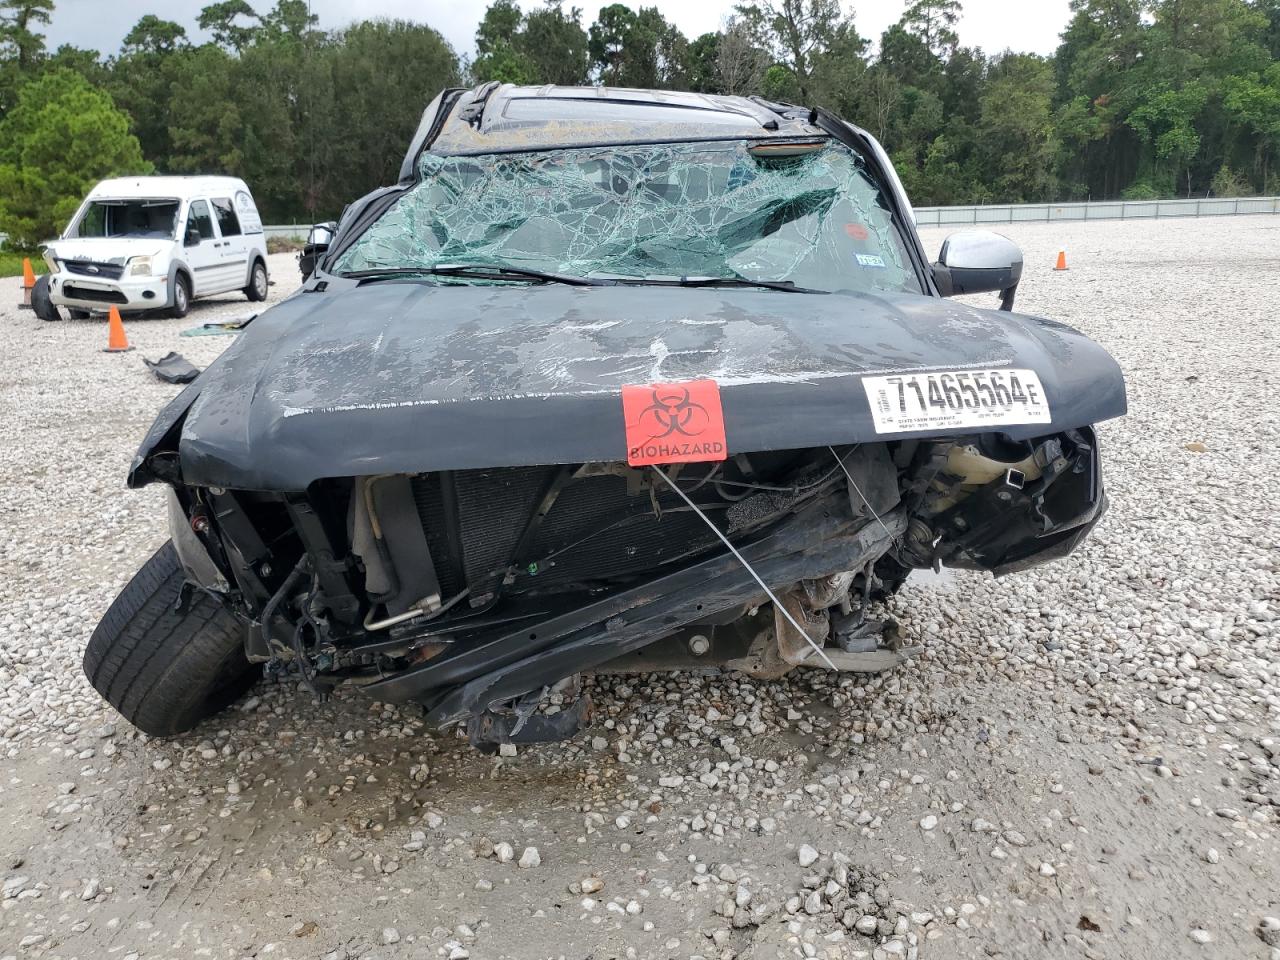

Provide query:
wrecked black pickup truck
left=85, top=84, right=1126, bottom=747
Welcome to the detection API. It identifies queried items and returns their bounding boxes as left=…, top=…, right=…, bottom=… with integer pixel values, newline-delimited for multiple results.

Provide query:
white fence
left=264, top=223, right=312, bottom=241
left=913, top=195, right=1280, bottom=227
left=6, top=195, right=1272, bottom=250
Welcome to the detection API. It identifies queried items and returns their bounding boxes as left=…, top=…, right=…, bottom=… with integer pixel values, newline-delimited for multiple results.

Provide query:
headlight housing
left=127, top=255, right=155, bottom=277
left=42, top=250, right=58, bottom=273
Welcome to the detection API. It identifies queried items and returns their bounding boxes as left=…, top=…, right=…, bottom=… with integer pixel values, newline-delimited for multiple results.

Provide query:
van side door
left=182, top=199, right=222, bottom=296
left=210, top=197, right=250, bottom=293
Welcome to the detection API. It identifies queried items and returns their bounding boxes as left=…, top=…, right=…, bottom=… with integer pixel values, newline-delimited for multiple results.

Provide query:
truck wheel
left=83, top=541, right=256, bottom=737
left=168, top=273, right=191, bottom=319
left=31, top=275, right=62, bottom=322
left=244, top=259, right=268, bottom=302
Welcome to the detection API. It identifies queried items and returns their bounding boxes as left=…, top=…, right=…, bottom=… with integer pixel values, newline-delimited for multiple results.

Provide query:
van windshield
left=72, top=199, right=180, bottom=240
left=333, top=139, right=922, bottom=296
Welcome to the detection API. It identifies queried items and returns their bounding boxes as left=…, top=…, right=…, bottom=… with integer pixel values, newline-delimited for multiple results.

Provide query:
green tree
left=1223, top=63, right=1280, bottom=185
left=322, top=20, right=460, bottom=215
left=1127, top=82, right=1210, bottom=194
left=901, top=0, right=962, bottom=60
left=978, top=54, right=1059, bottom=201
left=260, top=0, right=320, bottom=43
left=522, top=2, right=589, bottom=85
left=0, top=69, right=150, bottom=246
left=736, top=0, right=859, bottom=102
left=474, top=0, right=587, bottom=85
left=0, top=0, right=53, bottom=113
left=472, top=0, right=536, bottom=84
left=123, top=14, right=188, bottom=55
left=165, top=45, right=244, bottom=176
left=589, top=4, right=689, bottom=88
left=198, top=0, right=261, bottom=52
left=0, top=0, right=52, bottom=68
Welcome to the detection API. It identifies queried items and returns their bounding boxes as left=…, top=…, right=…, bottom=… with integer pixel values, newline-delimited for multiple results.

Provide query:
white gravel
left=1, top=218, right=1278, bottom=959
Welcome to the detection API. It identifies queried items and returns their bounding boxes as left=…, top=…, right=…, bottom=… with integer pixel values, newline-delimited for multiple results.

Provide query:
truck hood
left=138, top=282, right=1126, bottom=491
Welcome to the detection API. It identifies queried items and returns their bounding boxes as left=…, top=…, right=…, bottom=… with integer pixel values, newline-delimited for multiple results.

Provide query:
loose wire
left=650, top=465, right=836, bottom=670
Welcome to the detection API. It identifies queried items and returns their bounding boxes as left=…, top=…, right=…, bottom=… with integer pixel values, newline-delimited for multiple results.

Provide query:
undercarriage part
left=466, top=694, right=593, bottom=750
left=350, top=475, right=442, bottom=616
left=811, top=646, right=920, bottom=673
left=651, top=465, right=836, bottom=670
left=258, top=555, right=309, bottom=661
left=368, top=499, right=904, bottom=725
left=592, top=618, right=763, bottom=673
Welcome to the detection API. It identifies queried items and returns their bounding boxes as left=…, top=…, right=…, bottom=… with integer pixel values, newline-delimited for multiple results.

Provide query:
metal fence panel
left=912, top=195, right=1278, bottom=226
left=257, top=196, right=1279, bottom=240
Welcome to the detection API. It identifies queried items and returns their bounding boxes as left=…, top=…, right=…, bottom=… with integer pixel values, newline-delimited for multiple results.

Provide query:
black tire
left=244, top=258, right=268, bottom=302
left=168, top=273, right=191, bottom=319
left=31, top=275, right=62, bottom=322
left=83, top=542, right=256, bottom=737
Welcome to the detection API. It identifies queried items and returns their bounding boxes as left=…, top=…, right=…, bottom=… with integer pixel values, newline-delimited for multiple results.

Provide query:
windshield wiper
left=616, top=275, right=825, bottom=295
left=338, top=264, right=607, bottom=286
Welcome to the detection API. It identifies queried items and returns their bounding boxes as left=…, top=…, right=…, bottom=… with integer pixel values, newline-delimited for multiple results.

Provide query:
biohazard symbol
left=621, top=378, right=728, bottom=467
left=635, top=384, right=712, bottom=440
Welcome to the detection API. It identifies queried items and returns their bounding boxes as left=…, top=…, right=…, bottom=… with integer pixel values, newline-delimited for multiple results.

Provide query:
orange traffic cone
left=18, top=258, right=35, bottom=309
left=103, top=306, right=132, bottom=353
left=1054, top=250, right=1069, bottom=271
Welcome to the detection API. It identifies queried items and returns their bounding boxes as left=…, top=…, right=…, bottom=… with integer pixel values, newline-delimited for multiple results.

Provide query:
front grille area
left=411, top=467, right=722, bottom=603
left=62, top=260, right=124, bottom=280
left=62, top=283, right=128, bottom=304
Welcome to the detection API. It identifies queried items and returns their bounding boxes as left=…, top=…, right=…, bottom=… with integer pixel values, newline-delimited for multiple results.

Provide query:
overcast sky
left=48, top=0, right=1072, bottom=60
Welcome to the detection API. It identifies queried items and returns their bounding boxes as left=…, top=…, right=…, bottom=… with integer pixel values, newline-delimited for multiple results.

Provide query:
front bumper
left=48, top=271, right=169, bottom=312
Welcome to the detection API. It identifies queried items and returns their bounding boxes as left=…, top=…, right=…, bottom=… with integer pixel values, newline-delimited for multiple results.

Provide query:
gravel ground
left=1, top=220, right=1278, bottom=960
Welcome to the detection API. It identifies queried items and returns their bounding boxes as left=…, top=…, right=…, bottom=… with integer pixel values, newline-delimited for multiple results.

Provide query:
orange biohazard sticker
left=622, top=379, right=728, bottom=467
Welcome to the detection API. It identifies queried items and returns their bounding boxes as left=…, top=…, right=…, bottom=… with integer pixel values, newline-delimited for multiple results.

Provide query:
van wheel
left=168, top=273, right=191, bottom=319
left=31, top=276, right=62, bottom=321
left=83, top=542, right=256, bottom=737
left=245, top=259, right=268, bottom=302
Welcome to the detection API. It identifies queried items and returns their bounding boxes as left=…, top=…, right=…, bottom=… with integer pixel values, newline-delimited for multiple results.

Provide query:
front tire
left=245, top=259, right=268, bottom=302
left=31, top=276, right=62, bottom=322
left=168, top=273, right=191, bottom=319
left=83, top=542, right=256, bottom=737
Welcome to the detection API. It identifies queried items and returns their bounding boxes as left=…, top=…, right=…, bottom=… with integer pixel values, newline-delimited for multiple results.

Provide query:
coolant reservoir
left=927, top=442, right=1044, bottom=513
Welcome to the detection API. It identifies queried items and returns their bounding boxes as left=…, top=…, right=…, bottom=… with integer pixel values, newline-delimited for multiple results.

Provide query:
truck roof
left=415, top=83, right=827, bottom=160
left=86, top=176, right=252, bottom=200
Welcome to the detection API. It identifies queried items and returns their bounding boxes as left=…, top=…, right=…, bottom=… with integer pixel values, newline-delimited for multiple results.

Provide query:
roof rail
left=458, top=82, right=501, bottom=129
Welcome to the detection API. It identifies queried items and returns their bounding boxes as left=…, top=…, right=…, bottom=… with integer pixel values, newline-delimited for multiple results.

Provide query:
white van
left=42, top=176, right=269, bottom=318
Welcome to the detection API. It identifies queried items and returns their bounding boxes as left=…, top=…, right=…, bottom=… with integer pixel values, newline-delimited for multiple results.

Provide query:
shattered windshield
left=333, top=139, right=922, bottom=295
left=72, top=199, right=180, bottom=240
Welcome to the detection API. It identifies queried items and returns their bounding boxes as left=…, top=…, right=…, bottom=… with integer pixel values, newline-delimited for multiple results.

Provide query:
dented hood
left=158, top=282, right=1125, bottom=491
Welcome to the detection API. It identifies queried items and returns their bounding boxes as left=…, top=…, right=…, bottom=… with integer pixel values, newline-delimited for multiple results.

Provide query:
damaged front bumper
left=151, top=425, right=1108, bottom=740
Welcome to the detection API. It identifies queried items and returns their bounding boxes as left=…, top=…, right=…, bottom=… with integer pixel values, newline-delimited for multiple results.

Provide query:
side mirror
left=185, top=225, right=201, bottom=246
left=300, top=221, right=337, bottom=281
left=932, top=231, right=1023, bottom=311
left=307, top=222, right=336, bottom=249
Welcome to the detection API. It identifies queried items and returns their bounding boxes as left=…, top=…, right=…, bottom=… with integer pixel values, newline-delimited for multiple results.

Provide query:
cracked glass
left=333, top=139, right=921, bottom=295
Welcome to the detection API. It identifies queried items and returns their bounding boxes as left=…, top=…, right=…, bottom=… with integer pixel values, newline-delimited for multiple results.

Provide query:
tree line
left=0, top=0, right=1278, bottom=247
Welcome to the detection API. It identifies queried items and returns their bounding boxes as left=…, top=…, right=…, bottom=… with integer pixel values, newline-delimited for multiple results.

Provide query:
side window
left=188, top=200, right=215, bottom=240
left=211, top=197, right=242, bottom=237
left=76, top=204, right=107, bottom=238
